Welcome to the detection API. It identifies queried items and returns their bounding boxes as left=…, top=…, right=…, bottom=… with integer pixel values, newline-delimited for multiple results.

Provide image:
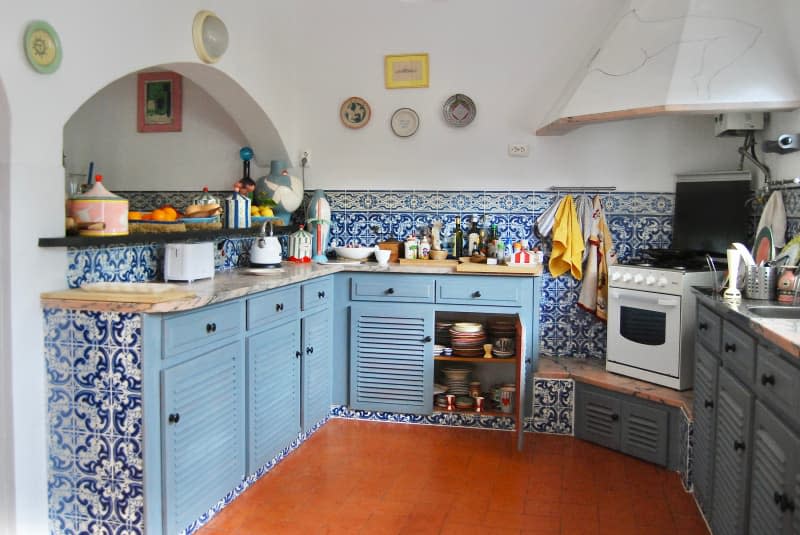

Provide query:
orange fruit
left=162, top=206, right=178, bottom=221
left=151, top=208, right=167, bottom=221
left=128, top=211, right=143, bottom=220
left=140, top=212, right=153, bottom=220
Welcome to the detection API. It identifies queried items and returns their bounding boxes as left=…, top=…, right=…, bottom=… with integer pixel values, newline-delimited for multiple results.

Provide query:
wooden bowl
left=429, top=250, right=448, bottom=260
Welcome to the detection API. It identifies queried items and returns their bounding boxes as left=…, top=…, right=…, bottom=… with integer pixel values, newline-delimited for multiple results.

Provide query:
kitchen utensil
left=732, top=242, right=756, bottom=267
left=164, top=242, right=215, bottom=282
left=773, top=235, right=800, bottom=268
left=288, top=225, right=312, bottom=262
left=723, top=248, right=742, bottom=302
left=500, top=386, right=515, bottom=414
left=745, top=265, right=777, bottom=300
left=333, top=246, right=374, bottom=260
left=224, top=191, right=251, bottom=229
left=250, top=220, right=282, bottom=268
left=376, top=240, right=401, bottom=263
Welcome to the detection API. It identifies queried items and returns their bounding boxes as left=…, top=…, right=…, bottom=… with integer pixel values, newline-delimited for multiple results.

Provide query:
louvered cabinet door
left=620, top=400, right=668, bottom=466
left=711, top=368, right=754, bottom=535
left=246, top=321, right=300, bottom=474
left=302, top=308, right=332, bottom=433
left=749, top=402, right=799, bottom=535
left=692, top=342, right=719, bottom=517
left=162, top=341, right=245, bottom=535
left=350, top=302, right=434, bottom=414
left=575, top=388, right=622, bottom=451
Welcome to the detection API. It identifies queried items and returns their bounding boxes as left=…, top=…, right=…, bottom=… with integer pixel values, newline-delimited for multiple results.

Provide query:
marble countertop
left=693, top=288, right=800, bottom=359
left=535, top=355, right=694, bottom=417
left=41, top=261, right=536, bottom=313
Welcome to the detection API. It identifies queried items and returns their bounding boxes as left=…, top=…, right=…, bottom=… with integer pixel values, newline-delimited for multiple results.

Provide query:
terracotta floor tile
left=194, top=420, right=706, bottom=535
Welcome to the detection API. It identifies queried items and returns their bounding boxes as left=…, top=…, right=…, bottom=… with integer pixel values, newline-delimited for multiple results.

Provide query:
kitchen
left=4, top=1, right=800, bottom=534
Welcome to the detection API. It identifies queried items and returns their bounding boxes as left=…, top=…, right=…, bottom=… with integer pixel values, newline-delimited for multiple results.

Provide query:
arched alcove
left=0, top=75, right=15, bottom=535
left=63, top=62, right=289, bottom=192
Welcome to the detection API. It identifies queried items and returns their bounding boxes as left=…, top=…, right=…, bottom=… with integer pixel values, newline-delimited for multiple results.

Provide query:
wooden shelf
left=434, top=355, right=517, bottom=363
left=535, top=100, right=800, bottom=136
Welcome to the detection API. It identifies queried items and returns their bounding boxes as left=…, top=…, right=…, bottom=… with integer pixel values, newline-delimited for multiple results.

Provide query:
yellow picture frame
left=384, top=54, right=429, bottom=89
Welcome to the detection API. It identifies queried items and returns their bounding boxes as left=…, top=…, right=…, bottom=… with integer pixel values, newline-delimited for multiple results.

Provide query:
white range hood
left=537, top=0, right=800, bottom=135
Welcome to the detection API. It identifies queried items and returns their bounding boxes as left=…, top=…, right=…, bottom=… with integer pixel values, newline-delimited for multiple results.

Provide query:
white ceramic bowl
left=333, top=246, right=375, bottom=260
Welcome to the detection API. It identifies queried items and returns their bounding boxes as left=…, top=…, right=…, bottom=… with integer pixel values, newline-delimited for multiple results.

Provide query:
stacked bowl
left=449, top=322, right=487, bottom=357
left=441, top=367, right=471, bottom=395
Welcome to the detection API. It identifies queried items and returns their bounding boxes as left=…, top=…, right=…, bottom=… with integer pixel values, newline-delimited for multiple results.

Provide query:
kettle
left=250, top=220, right=282, bottom=268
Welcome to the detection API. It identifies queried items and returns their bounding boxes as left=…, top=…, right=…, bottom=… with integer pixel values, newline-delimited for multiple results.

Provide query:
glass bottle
left=467, top=215, right=480, bottom=256
left=454, top=216, right=464, bottom=258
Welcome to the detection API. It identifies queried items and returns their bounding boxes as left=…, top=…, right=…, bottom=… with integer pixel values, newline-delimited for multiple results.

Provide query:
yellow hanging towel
left=548, top=194, right=584, bottom=279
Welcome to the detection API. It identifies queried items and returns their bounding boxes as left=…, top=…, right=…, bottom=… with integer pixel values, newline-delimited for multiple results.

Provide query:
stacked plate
left=436, top=321, right=453, bottom=346
left=449, top=323, right=487, bottom=357
left=488, top=319, right=516, bottom=340
left=433, top=344, right=445, bottom=356
left=441, top=367, right=471, bottom=395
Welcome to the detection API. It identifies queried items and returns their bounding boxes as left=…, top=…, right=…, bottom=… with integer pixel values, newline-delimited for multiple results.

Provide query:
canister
left=224, top=191, right=251, bottom=229
left=288, top=225, right=312, bottom=262
left=68, top=174, right=128, bottom=236
left=376, top=239, right=401, bottom=263
left=404, top=234, right=419, bottom=260
left=193, top=186, right=220, bottom=207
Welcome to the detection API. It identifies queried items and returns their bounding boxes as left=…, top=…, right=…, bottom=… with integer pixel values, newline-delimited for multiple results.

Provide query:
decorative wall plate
left=391, top=108, right=419, bottom=137
left=24, top=20, right=62, bottom=74
left=339, top=97, right=371, bottom=129
left=443, top=93, right=476, bottom=127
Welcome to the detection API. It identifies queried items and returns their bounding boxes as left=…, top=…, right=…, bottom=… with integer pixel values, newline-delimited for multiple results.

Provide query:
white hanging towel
left=575, top=195, right=593, bottom=262
left=578, top=196, right=616, bottom=320
left=534, top=196, right=560, bottom=238
left=756, top=190, right=787, bottom=248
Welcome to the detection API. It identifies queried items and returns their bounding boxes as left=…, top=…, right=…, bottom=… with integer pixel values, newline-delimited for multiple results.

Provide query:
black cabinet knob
left=168, top=413, right=180, bottom=424
left=783, top=497, right=796, bottom=513
left=386, top=288, right=395, bottom=295
left=724, top=343, right=736, bottom=353
left=761, top=374, right=776, bottom=386
left=306, top=346, right=314, bottom=354
left=422, top=336, right=432, bottom=343
left=610, top=413, right=619, bottom=422
left=698, top=323, right=708, bottom=331
left=206, top=323, right=214, bottom=333
left=212, top=323, right=217, bottom=332
left=276, top=303, right=284, bottom=312
left=775, top=491, right=783, bottom=505
left=295, top=350, right=302, bottom=359
left=733, top=440, right=746, bottom=452
left=704, top=399, right=714, bottom=409
left=472, top=291, right=482, bottom=298
left=318, top=291, right=326, bottom=299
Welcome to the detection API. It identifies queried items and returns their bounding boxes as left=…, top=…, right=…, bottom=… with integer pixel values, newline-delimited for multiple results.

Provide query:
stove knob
left=622, top=273, right=633, bottom=282
left=645, top=275, right=656, bottom=286
left=633, top=274, right=644, bottom=284
left=610, top=272, right=621, bottom=281
left=657, top=277, right=669, bottom=287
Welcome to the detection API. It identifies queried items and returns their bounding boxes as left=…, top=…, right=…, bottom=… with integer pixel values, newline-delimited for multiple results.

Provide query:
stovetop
left=626, top=249, right=720, bottom=272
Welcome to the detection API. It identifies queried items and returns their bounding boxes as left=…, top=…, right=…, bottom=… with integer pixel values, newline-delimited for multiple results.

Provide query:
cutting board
left=456, top=263, right=542, bottom=275
left=42, top=289, right=196, bottom=303
left=398, top=258, right=459, bottom=267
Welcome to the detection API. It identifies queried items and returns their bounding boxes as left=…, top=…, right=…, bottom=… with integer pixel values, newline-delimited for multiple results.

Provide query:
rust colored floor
left=196, top=419, right=709, bottom=535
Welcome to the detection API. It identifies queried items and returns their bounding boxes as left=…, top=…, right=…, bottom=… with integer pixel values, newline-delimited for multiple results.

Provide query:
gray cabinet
left=350, top=301, right=434, bottom=414
left=575, top=383, right=673, bottom=467
left=692, top=341, right=719, bottom=518
left=711, top=367, right=754, bottom=535
left=161, top=340, right=246, bottom=535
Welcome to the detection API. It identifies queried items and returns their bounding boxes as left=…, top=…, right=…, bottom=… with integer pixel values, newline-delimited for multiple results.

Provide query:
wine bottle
left=454, top=216, right=464, bottom=258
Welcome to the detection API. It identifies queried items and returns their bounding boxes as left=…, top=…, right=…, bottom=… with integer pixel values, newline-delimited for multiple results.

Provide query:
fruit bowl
left=333, top=246, right=375, bottom=260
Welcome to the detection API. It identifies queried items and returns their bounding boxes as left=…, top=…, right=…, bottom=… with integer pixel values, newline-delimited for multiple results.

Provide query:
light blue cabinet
left=246, top=320, right=300, bottom=474
left=350, top=301, right=434, bottom=414
left=302, top=307, right=333, bottom=432
left=161, top=340, right=246, bottom=535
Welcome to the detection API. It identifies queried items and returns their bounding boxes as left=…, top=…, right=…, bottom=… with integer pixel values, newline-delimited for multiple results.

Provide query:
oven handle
left=611, top=290, right=680, bottom=308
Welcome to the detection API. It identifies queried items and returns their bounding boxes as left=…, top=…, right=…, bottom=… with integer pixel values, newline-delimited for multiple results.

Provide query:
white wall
left=64, top=73, right=250, bottom=191
left=0, top=1, right=778, bottom=533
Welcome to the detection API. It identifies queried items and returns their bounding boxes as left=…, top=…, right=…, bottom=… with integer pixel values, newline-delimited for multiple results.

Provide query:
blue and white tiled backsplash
left=67, top=188, right=791, bottom=359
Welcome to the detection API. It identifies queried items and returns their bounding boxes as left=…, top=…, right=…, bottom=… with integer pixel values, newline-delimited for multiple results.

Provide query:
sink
left=746, top=305, right=800, bottom=319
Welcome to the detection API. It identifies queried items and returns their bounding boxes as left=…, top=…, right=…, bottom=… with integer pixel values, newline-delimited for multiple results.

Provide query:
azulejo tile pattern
left=329, top=405, right=516, bottom=430
left=680, top=408, right=694, bottom=492
left=44, top=308, right=144, bottom=535
left=531, top=378, right=575, bottom=435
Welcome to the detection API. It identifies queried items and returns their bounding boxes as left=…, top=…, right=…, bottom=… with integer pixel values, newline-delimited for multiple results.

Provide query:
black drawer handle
left=205, top=322, right=217, bottom=333
left=306, top=346, right=314, bottom=355
left=168, top=413, right=180, bottom=425
left=733, top=440, right=746, bottom=452
left=783, top=497, right=796, bottom=513
left=386, top=288, right=395, bottom=295
left=724, top=343, right=736, bottom=353
left=761, top=374, right=775, bottom=386
left=472, top=291, right=482, bottom=298
left=610, top=413, right=619, bottom=422
left=422, top=336, right=432, bottom=343
left=276, top=303, right=284, bottom=312
left=704, top=399, right=714, bottom=409
left=775, top=491, right=783, bottom=505
left=318, top=291, right=326, bottom=299
left=698, top=322, right=708, bottom=331
left=295, top=350, right=302, bottom=359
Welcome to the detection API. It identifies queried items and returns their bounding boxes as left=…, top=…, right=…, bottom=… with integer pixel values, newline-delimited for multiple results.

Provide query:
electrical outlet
left=300, top=149, right=312, bottom=168
left=508, top=144, right=530, bottom=157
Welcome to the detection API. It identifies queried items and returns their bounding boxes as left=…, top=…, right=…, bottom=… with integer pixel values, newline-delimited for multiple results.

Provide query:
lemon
left=260, top=206, right=274, bottom=217
left=250, top=206, right=260, bottom=215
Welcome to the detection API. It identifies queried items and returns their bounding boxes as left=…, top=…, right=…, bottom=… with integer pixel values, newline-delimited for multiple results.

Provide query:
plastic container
left=68, top=174, right=129, bottom=236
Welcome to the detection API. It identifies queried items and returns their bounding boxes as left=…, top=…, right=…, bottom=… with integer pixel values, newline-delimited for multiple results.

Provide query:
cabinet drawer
left=720, top=321, right=756, bottom=383
left=246, top=286, right=300, bottom=330
left=697, top=304, right=721, bottom=354
left=436, top=276, right=525, bottom=307
left=302, top=277, right=332, bottom=311
left=162, top=301, right=242, bottom=358
left=350, top=275, right=434, bottom=303
left=756, top=345, right=800, bottom=422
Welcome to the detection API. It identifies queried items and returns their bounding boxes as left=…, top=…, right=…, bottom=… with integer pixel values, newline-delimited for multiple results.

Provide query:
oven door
left=606, top=287, right=681, bottom=376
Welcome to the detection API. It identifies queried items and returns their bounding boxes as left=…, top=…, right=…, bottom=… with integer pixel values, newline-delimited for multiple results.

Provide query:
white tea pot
left=250, top=220, right=282, bottom=268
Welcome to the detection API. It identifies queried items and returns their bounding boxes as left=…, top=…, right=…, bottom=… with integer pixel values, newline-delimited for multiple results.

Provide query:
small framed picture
left=137, top=71, right=183, bottom=133
left=384, top=53, right=429, bottom=89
